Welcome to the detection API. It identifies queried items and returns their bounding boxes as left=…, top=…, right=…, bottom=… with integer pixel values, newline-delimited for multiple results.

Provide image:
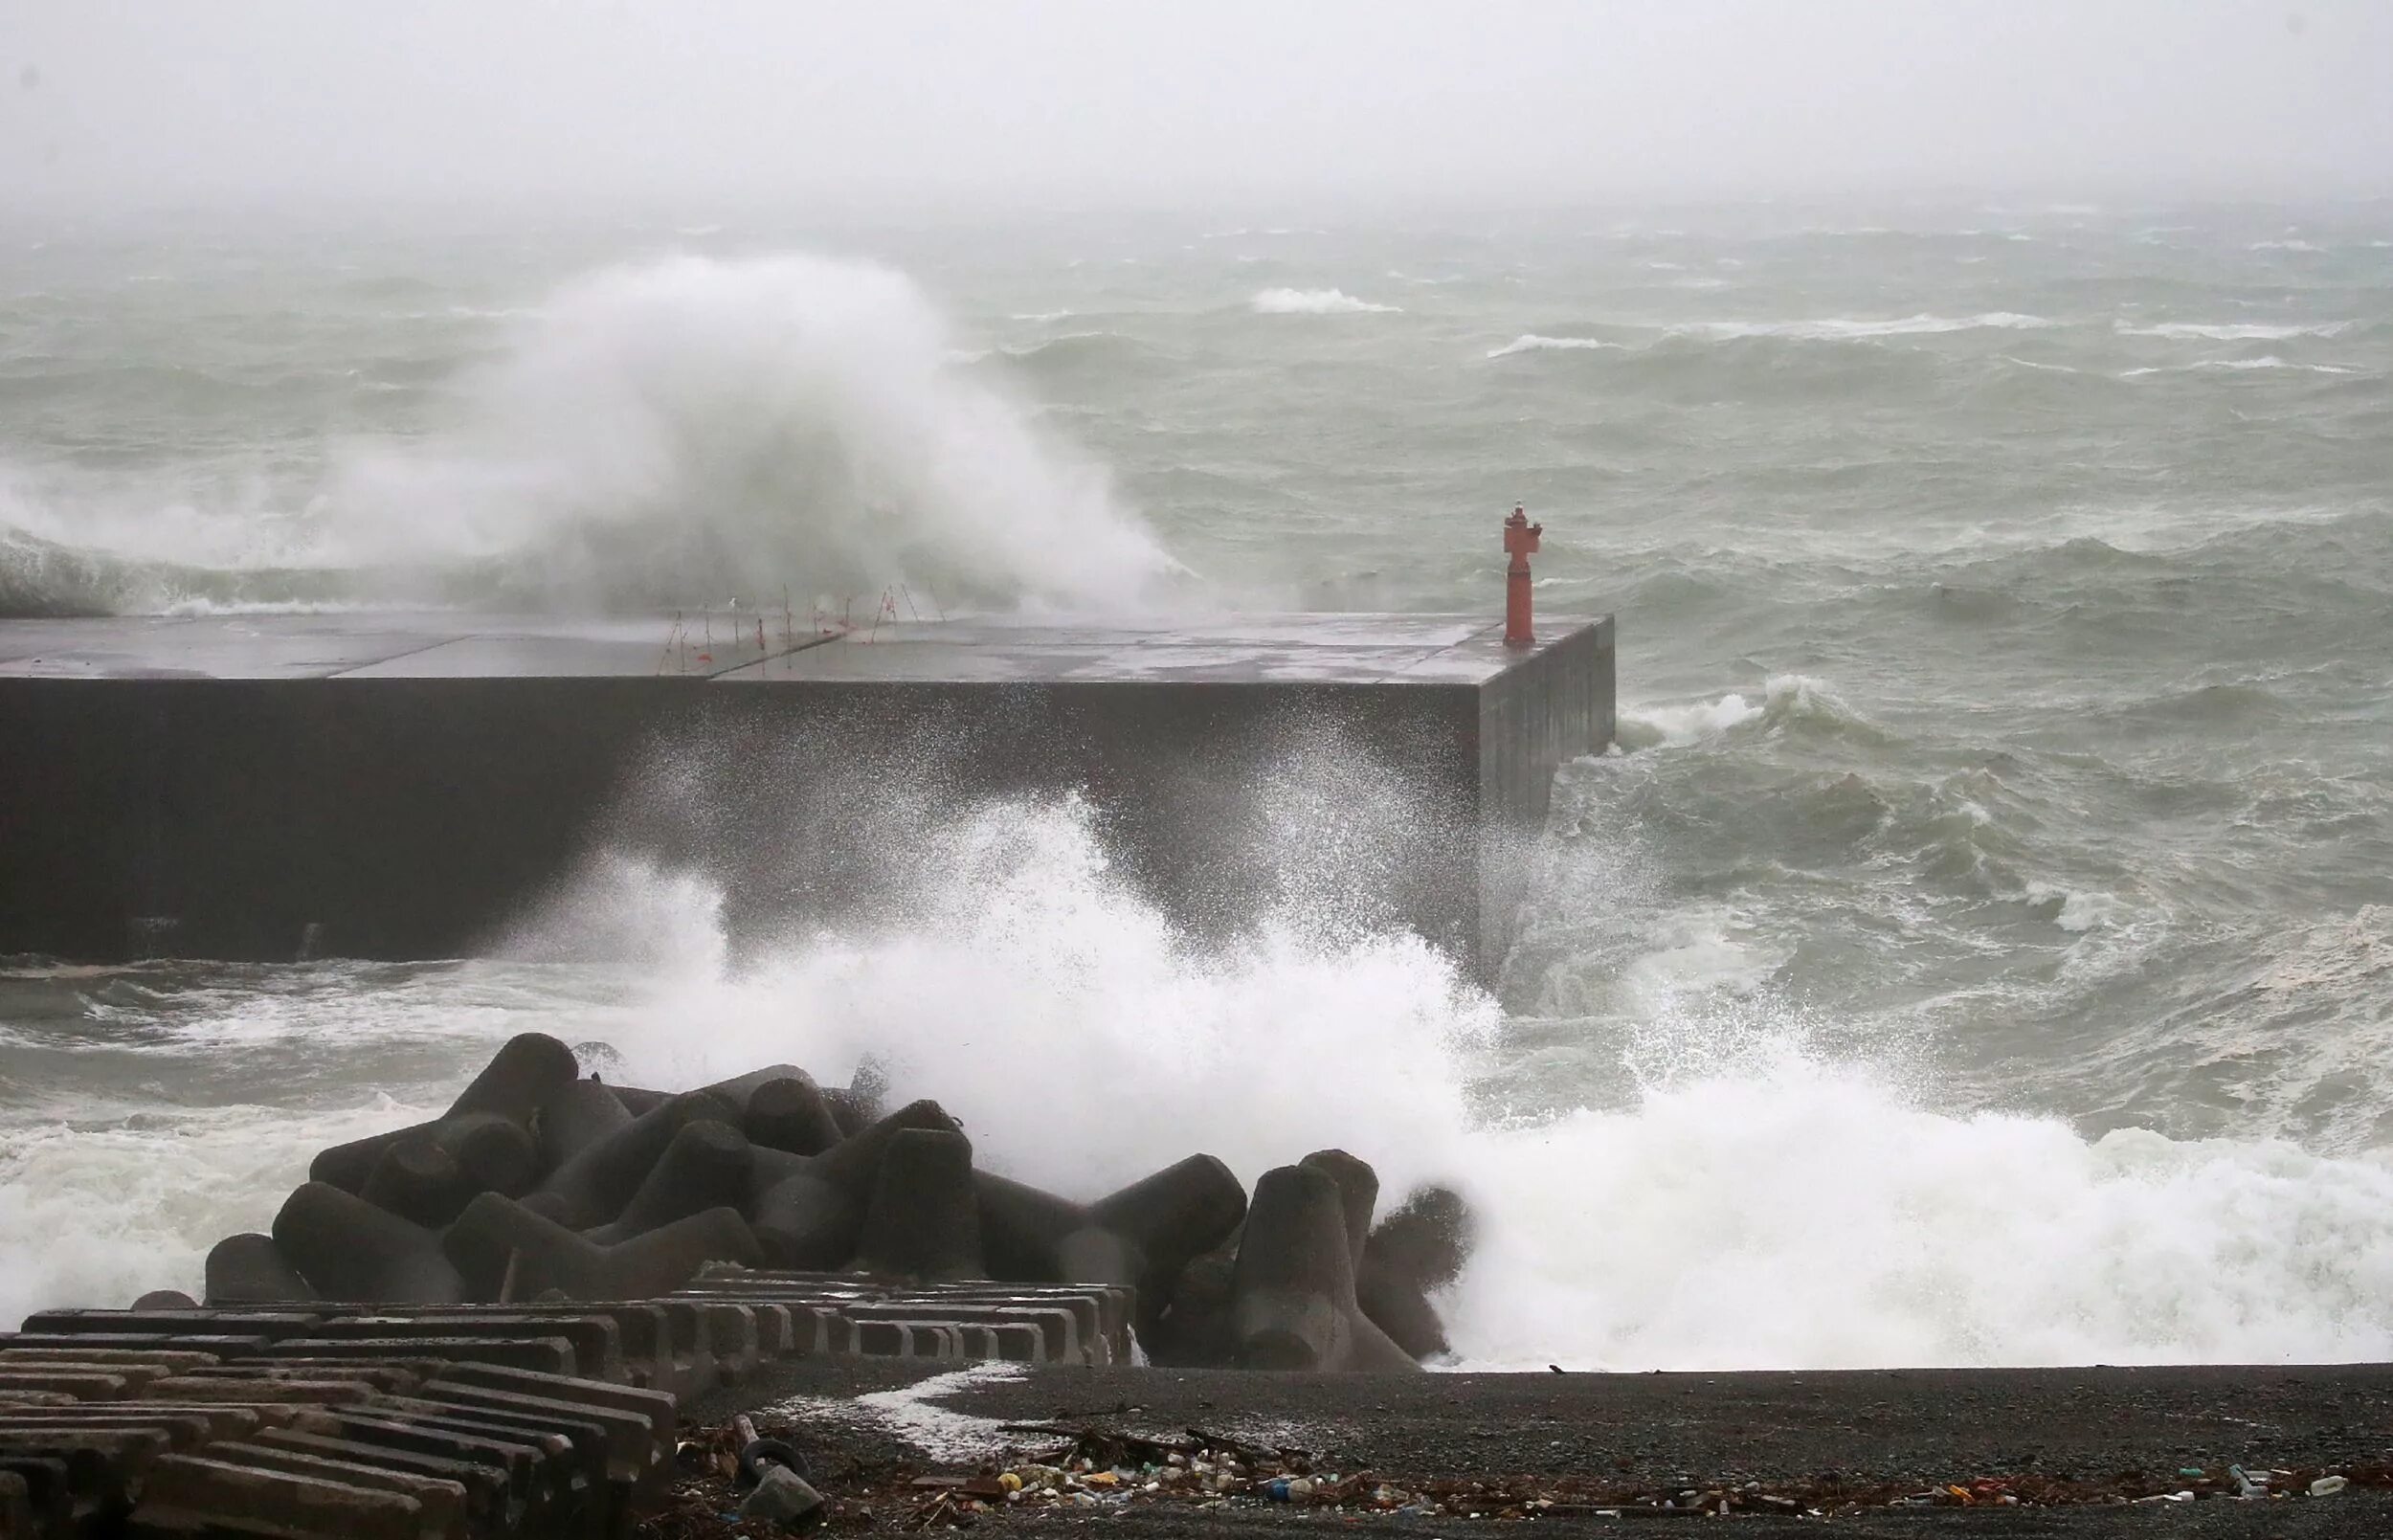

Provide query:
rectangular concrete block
left=307, top=1313, right=622, bottom=1382
left=391, top=1302, right=671, bottom=1387
left=194, top=1441, right=470, bottom=1540
left=18, top=1311, right=319, bottom=1339
left=431, top=1364, right=675, bottom=1452
left=252, top=1429, right=508, bottom=1533
left=0, top=1407, right=259, bottom=1444
left=985, top=1324, right=1044, bottom=1363
left=316, top=1412, right=543, bottom=1507
left=0, top=1349, right=222, bottom=1373
left=378, top=1397, right=601, bottom=1506
left=141, top=1375, right=387, bottom=1404
left=0, top=1456, right=73, bottom=1536
left=414, top=1381, right=656, bottom=1484
left=0, top=1331, right=280, bottom=1357
left=0, top=1368, right=136, bottom=1399
left=0, top=1468, right=33, bottom=1540
left=266, top=1335, right=579, bottom=1376
left=181, top=1362, right=430, bottom=1395
left=845, top=1303, right=1082, bottom=1365
left=133, top=1452, right=428, bottom=1540
left=0, top=1430, right=168, bottom=1502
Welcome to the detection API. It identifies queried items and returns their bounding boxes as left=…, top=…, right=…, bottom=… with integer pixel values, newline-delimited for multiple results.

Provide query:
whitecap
left=2120, top=357, right=2359, bottom=377
left=1486, top=334, right=1628, bottom=359
left=1617, top=690, right=1765, bottom=747
left=1669, top=313, right=2057, bottom=342
left=2114, top=321, right=2350, bottom=341
left=1249, top=287, right=1400, bottom=315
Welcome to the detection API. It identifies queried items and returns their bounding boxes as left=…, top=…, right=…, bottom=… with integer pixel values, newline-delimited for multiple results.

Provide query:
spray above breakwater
left=2, top=253, right=1183, bottom=616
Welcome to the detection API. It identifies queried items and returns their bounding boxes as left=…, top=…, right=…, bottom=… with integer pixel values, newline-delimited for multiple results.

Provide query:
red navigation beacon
left=1503, top=502, right=1543, bottom=648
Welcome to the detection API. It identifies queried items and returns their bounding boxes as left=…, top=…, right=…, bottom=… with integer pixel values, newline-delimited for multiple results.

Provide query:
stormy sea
left=2, top=199, right=2388, bottom=1368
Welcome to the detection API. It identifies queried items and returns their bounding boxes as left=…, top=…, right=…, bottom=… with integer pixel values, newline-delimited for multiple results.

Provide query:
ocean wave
left=2114, top=321, right=2352, bottom=341
left=2250, top=239, right=2323, bottom=252
left=327, top=253, right=1181, bottom=611
left=2120, top=357, right=2359, bottom=377
left=1667, top=313, right=2057, bottom=342
left=1486, top=334, right=1629, bottom=359
left=1249, top=287, right=1400, bottom=315
left=1616, top=675, right=1872, bottom=750
left=2023, top=882, right=2135, bottom=933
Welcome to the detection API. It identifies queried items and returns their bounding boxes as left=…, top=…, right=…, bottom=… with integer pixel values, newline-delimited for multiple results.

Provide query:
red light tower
left=1503, top=503, right=1543, bottom=648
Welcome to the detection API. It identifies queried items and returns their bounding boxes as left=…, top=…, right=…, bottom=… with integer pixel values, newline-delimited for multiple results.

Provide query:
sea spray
left=330, top=254, right=1179, bottom=611
left=481, top=794, right=2393, bottom=1370
left=10, top=788, right=2393, bottom=1365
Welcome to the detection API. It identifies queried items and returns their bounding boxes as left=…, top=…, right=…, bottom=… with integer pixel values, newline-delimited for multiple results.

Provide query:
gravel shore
left=658, top=1360, right=2393, bottom=1534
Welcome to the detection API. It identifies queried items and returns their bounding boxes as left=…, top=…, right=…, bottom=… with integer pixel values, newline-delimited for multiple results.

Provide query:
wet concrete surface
left=0, top=612, right=1580, bottom=684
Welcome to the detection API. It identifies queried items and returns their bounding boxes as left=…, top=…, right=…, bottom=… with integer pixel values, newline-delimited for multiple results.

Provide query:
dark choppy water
left=3, top=200, right=2389, bottom=1365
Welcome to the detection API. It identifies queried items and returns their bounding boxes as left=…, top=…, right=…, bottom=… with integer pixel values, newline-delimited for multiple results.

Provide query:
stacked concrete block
left=145, top=1036, right=1472, bottom=1374
left=0, top=1324, right=672, bottom=1540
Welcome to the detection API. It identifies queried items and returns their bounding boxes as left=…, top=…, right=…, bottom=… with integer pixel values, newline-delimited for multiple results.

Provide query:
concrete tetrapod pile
left=187, top=1034, right=1475, bottom=1374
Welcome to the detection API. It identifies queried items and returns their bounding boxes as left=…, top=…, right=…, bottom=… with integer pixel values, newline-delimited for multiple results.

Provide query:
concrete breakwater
left=176, top=1033, right=1474, bottom=1375
left=0, top=610, right=1614, bottom=980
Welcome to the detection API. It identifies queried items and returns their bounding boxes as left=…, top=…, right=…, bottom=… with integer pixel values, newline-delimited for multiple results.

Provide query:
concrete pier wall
left=0, top=614, right=1614, bottom=976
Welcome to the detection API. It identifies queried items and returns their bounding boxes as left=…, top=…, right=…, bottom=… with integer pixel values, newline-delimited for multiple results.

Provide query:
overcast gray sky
left=4, top=1, right=2388, bottom=210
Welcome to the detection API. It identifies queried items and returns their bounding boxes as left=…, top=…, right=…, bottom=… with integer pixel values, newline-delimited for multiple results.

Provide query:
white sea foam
left=1249, top=287, right=1400, bottom=315
left=330, top=254, right=1180, bottom=610
left=1614, top=676, right=1844, bottom=748
left=2025, top=882, right=2133, bottom=933
left=1486, top=335, right=1628, bottom=359
left=10, top=792, right=2393, bottom=1369
left=0, top=1099, right=430, bottom=1325
left=1617, top=690, right=1765, bottom=747
left=1670, top=313, right=2056, bottom=341
left=559, top=794, right=2393, bottom=1370
left=2250, top=239, right=2323, bottom=252
left=2120, top=357, right=2359, bottom=377
left=772, top=1364, right=1027, bottom=1462
left=2114, top=321, right=2351, bottom=341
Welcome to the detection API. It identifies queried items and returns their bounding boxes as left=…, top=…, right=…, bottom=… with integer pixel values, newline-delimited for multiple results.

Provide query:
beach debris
left=733, top=1412, right=810, bottom=1486
left=738, top=1464, right=826, bottom=1530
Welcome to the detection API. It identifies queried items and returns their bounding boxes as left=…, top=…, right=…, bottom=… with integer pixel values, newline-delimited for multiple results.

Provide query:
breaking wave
left=1250, top=288, right=1401, bottom=315
left=333, top=255, right=1181, bottom=610
left=1487, top=335, right=1631, bottom=359
left=2114, top=321, right=2353, bottom=341
left=12, top=792, right=2393, bottom=1370
left=2120, top=357, right=2360, bottom=377
left=1666, top=313, right=2057, bottom=341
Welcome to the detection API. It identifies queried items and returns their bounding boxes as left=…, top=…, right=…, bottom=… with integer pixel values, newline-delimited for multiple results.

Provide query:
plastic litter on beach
left=651, top=1409, right=2391, bottom=1535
